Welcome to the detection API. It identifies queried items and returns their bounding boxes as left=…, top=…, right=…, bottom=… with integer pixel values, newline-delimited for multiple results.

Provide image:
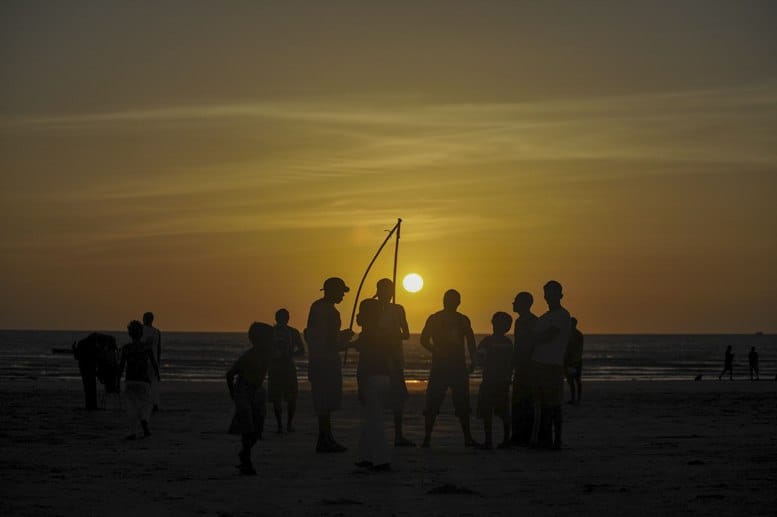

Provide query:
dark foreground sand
left=1, top=378, right=775, bottom=516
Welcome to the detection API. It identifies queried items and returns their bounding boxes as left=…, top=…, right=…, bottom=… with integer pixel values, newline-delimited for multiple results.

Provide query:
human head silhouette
left=143, top=312, right=154, bottom=325
left=374, top=278, right=394, bottom=302
left=127, top=320, right=144, bottom=340
left=543, top=280, right=563, bottom=309
left=571, top=317, right=578, bottom=328
left=275, top=308, right=290, bottom=325
left=443, top=289, right=461, bottom=311
left=248, top=322, right=274, bottom=348
left=513, top=292, right=534, bottom=315
left=321, top=277, right=350, bottom=303
left=491, top=311, right=512, bottom=335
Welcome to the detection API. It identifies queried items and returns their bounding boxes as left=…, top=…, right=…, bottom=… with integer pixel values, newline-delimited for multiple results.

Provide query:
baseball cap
left=321, top=277, right=350, bottom=292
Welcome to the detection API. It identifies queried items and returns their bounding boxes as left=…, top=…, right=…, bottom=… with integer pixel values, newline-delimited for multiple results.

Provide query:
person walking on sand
left=118, top=320, right=159, bottom=440
left=420, top=289, right=480, bottom=448
left=748, top=347, right=759, bottom=381
left=373, top=278, right=415, bottom=447
left=476, top=311, right=514, bottom=449
left=304, top=277, right=354, bottom=453
left=353, top=298, right=395, bottom=471
left=564, top=317, right=584, bottom=405
left=529, top=280, right=571, bottom=450
left=511, top=291, right=537, bottom=446
left=718, top=345, right=734, bottom=380
left=269, top=309, right=305, bottom=433
left=142, top=312, right=162, bottom=412
left=226, top=322, right=273, bottom=475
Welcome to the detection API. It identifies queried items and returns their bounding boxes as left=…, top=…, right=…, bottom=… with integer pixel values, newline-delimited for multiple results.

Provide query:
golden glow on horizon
left=402, top=273, right=424, bottom=293
left=0, top=2, right=775, bottom=333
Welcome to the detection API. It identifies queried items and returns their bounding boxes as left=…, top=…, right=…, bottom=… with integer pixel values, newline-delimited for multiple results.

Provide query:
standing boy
left=119, top=320, right=159, bottom=440
left=268, top=309, right=305, bottom=433
left=420, top=289, right=479, bottom=448
left=476, top=311, right=514, bottom=449
left=226, top=322, right=274, bottom=475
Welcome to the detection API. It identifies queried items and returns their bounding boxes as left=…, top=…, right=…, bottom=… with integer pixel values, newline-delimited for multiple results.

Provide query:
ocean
left=1, top=330, right=774, bottom=384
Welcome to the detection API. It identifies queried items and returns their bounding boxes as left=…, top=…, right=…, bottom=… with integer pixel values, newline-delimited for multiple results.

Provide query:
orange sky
left=1, top=2, right=776, bottom=333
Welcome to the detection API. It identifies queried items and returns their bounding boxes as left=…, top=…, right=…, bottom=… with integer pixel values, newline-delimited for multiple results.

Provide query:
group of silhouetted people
left=224, top=276, right=584, bottom=475
left=718, top=345, right=761, bottom=381
left=75, top=312, right=163, bottom=440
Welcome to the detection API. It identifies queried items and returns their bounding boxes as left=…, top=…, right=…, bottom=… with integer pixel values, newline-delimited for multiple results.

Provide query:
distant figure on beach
left=269, top=309, right=305, bottom=433
left=530, top=281, right=571, bottom=450
left=304, top=277, right=354, bottom=453
left=353, top=298, right=395, bottom=471
left=476, top=311, right=514, bottom=449
left=511, top=291, right=537, bottom=446
left=748, top=347, right=759, bottom=381
left=73, top=333, right=119, bottom=410
left=373, top=278, right=415, bottom=447
left=142, top=312, right=162, bottom=412
left=118, top=320, right=159, bottom=440
left=420, top=289, right=480, bottom=448
left=718, top=346, right=734, bottom=380
left=226, top=322, right=273, bottom=476
left=565, top=317, right=584, bottom=405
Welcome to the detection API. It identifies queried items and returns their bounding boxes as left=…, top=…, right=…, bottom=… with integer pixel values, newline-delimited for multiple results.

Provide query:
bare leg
left=273, top=402, right=283, bottom=433
left=422, top=413, right=436, bottom=447
left=481, top=414, right=493, bottom=448
left=286, top=399, right=296, bottom=432
left=459, top=415, right=479, bottom=447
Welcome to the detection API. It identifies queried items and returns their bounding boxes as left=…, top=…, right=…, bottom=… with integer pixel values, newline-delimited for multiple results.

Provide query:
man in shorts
left=530, top=281, right=571, bottom=450
left=420, top=289, right=479, bottom=448
left=269, top=308, right=305, bottom=433
left=304, top=277, right=354, bottom=453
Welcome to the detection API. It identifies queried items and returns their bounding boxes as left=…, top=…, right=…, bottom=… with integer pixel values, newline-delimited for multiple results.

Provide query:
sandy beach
left=1, top=378, right=775, bottom=516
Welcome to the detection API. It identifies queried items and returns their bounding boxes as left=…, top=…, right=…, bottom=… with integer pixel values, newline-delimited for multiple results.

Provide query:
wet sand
left=1, top=378, right=775, bottom=516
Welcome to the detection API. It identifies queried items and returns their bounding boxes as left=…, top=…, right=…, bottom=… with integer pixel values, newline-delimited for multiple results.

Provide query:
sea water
left=1, top=330, right=774, bottom=384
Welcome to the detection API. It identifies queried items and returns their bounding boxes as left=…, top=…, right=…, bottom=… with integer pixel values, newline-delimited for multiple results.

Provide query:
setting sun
left=402, top=273, right=424, bottom=293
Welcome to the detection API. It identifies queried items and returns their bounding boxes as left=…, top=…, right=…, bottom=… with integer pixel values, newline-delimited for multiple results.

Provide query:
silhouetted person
left=476, top=311, right=513, bottom=449
left=530, top=281, right=571, bottom=450
left=73, top=334, right=100, bottom=410
left=226, top=322, right=273, bottom=475
left=420, top=289, right=479, bottom=448
left=373, top=278, right=415, bottom=447
left=304, top=277, right=354, bottom=453
left=353, top=298, right=395, bottom=471
left=269, top=309, right=305, bottom=433
left=748, top=347, right=759, bottom=381
left=565, top=317, right=584, bottom=404
left=718, top=346, right=734, bottom=380
left=511, top=291, right=537, bottom=446
left=118, top=320, right=159, bottom=440
left=142, top=312, right=162, bottom=412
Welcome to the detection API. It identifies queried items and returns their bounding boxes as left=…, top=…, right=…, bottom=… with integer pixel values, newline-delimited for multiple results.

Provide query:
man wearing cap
left=304, top=277, right=355, bottom=453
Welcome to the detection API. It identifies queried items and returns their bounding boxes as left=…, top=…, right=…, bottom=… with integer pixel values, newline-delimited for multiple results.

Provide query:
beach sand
left=1, top=378, right=775, bottom=516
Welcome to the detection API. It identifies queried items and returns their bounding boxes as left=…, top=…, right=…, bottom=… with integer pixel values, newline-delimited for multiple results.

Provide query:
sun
left=402, top=273, right=424, bottom=293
